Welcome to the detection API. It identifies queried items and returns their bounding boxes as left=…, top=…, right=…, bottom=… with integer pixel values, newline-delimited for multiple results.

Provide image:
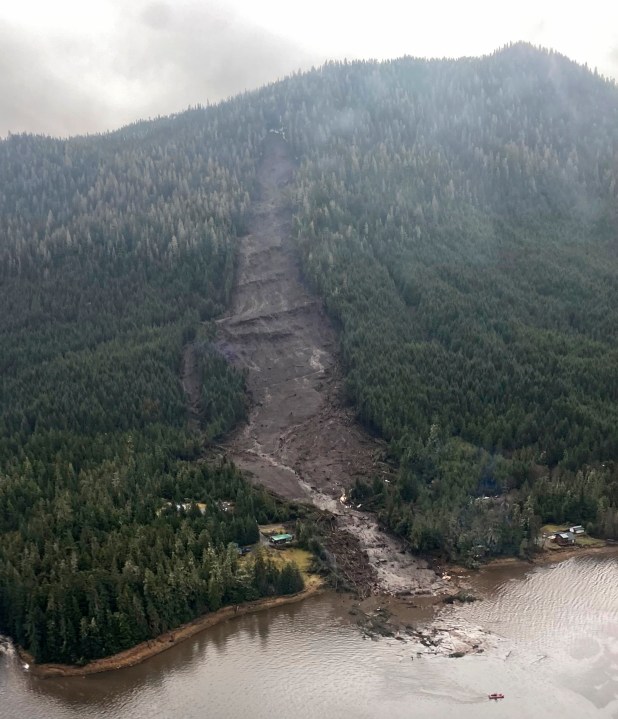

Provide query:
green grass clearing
left=540, top=524, right=605, bottom=549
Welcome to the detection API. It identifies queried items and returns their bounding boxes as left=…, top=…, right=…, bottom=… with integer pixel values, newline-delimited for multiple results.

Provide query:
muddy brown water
left=2, top=553, right=617, bottom=718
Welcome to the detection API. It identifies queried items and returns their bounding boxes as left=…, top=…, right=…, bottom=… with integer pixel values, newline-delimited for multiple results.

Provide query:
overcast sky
left=2, top=0, right=618, bottom=138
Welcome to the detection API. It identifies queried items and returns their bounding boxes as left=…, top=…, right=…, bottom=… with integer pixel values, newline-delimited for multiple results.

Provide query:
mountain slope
left=0, top=102, right=298, bottom=665
left=1, top=43, right=618, bottom=662
left=277, top=44, right=618, bottom=556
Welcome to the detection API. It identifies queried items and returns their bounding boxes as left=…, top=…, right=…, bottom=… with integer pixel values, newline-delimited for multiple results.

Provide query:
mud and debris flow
left=213, top=133, right=446, bottom=596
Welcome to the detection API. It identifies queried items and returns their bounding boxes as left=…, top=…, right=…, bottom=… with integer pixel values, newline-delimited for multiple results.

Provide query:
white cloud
left=1, top=0, right=617, bottom=136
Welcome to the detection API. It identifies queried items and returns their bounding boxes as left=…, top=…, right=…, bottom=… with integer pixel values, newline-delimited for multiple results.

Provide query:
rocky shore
left=349, top=602, right=492, bottom=657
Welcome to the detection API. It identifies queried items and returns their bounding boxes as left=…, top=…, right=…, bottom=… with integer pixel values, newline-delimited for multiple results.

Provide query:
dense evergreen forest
left=1, top=43, right=618, bottom=661
left=0, top=99, right=303, bottom=664
left=280, top=45, right=618, bottom=558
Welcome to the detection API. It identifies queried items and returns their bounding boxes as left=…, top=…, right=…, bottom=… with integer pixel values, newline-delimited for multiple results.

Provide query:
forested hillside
left=1, top=43, right=618, bottom=662
left=0, top=101, right=303, bottom=664
left=278, top=44, right=618, bottom=557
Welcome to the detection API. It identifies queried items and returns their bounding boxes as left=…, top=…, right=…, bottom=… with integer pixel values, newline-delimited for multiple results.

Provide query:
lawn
left=540, top=524, right=605, bottom=549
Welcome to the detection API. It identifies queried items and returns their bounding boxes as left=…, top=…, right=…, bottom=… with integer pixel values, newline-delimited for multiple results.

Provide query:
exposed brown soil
left=17, top=584, right=324, bottom=678
left=217, top=132, right=448, bottom=597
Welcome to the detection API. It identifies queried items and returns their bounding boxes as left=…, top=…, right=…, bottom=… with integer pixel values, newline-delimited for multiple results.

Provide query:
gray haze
left=0, top=1, right=320, bottom=137
left=1, top=0, right=618, bottom=137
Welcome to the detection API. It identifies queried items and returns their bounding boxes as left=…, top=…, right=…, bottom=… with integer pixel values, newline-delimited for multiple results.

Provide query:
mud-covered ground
left=212, top=132, right=448, bottom=597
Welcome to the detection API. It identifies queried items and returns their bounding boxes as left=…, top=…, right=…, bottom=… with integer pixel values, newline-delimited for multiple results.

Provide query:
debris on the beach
left=352, top=608, right=492, bottom=657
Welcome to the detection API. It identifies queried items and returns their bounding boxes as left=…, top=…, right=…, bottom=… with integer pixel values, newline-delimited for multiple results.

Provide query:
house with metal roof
left=553, top=531, right=576, bottom=546
left=269, top=533, right=294, bottom=546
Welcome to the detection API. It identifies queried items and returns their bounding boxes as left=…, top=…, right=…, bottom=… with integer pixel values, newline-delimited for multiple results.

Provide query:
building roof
left=557, top=531, right=576, bottom=541
left=271, top=533, right=293, bottom=541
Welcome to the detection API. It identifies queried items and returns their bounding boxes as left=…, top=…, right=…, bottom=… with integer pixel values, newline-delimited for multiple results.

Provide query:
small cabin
left=554, top=531, right=576, bottom=546
left=569, top=525, right=585, bottom=535
left=269, top=533, right=293, bottom=546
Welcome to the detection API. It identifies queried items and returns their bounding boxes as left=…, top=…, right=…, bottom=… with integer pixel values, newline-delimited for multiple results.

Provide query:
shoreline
left=10, top=545, right=617, bottom=679
left=441, top=542, right=618, bottom=592
left=17, top=582, right=324, bottom=679
left=481, top=541, right=618, bottom=570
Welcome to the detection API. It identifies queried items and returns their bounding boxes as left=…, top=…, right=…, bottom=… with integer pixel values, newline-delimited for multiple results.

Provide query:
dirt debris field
left=214, top=133, right=448, bottom=597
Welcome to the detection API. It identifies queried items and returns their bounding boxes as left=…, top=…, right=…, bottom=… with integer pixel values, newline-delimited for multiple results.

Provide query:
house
left=569, top=525, right=585, bottom=535
left=269, top=533, right=294, bottom=546
left=554, top=531, right=576, bottom=546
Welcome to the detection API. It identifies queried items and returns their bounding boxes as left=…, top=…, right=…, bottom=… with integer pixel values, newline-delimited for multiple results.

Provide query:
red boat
left=488, top=693, right=505, bottom=700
